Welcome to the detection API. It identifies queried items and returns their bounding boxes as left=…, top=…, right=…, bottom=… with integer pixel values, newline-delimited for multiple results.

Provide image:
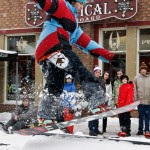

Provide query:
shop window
left=139, top=53, right=150, bottom=73
left=7, top=56, right=35, bottom=100
left=103, top=30, right=126, bottom=51
left=139, top=28, right=150, bottom=73
left=7, top=35, right=35, bottom=55
left=139, top=28, right=150, bottom=50
left=7, top=35, right=36, bottom=101
left=102, top=30, right=126, bottom=82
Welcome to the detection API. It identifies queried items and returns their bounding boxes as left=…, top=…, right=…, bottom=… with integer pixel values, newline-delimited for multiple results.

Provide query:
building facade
left=0, top=0, right=150, bottom=112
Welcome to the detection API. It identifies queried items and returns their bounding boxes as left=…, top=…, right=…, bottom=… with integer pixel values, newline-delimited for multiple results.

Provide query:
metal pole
left=16, top=61, right=18, bottom=109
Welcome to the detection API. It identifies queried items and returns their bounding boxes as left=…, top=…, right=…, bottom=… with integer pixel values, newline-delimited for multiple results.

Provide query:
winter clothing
left=117, top=80, right=134, bottom=135
left=76, top=0, right=87, bottom=4
left=112, top=78, right=122, bottom=107
left=4, top=102, right=35, bottom=131
left=117, top=82, right=134, bottom=108
left=34, top=0, right=114, bottom=63
left=134, top=71, right=150, bottom=133
left=102, top=79, right=112, bottom=133
left=134, top=73, right=150, bottom=105
left=35, top=0, right=113, bottom=120
left=59, top=76, right=76, bottom=134
left=93, top=66, right=101, bottom=73
left=60, top=81, right=76, bottom=109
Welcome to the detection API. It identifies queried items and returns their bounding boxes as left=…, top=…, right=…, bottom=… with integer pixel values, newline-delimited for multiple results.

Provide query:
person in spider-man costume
left=34, top=0, right=115, bottom=120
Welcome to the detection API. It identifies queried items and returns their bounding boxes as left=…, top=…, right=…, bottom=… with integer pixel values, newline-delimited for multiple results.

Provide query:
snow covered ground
left=0, top=112, right=150, bottom=150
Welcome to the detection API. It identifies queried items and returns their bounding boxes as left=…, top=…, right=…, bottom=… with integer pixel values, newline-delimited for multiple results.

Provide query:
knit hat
left=121, top=75, right=129, bottom=82
left=93, top=66, right=101, bottom=72
left=140, top=62, right=148, bottom=71
left=76, top=0, right=87, bottom=4
left=67, top=0, right=87, bottom=4
left=65, top=74, right=73, bottom=79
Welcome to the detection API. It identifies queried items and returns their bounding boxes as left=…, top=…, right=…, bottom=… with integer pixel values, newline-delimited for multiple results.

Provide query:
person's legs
left=123, top=112, right=131, bottom=135
left=144, top=105, right=150, bottom=132
left=37, top=60, right=65, bottom=120
left=102, top=117, right=107, bottom=133
left=137, top=104, right=144, bottom=135
left=12, top=120, right=27, bottom=131
left=88, top=119, right=99, bottom=136
left=3, top=119, right=16, bottom=131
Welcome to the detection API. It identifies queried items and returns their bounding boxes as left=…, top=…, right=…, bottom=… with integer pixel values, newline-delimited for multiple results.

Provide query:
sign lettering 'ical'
left=25, top=0, right=137, bottom=26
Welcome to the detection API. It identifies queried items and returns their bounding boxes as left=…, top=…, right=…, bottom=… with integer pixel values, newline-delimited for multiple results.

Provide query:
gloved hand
left=98, top=56, right=109, bottom=63
left=69, top=109, right=74, bottom=114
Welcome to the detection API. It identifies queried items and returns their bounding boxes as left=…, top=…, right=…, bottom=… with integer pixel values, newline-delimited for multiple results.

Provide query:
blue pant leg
left=138, top=104, right=144, bottom=131
left=144, top=105, right=150, bottom=132
left=88, top=119, right=99, bottom=132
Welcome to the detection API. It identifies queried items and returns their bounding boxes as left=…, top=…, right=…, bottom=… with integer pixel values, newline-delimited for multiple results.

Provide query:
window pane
left=7, top=56, right=35, bottom=101
left=103, top=54, right=126, bottom=83
left=103, top=30, right=126, bottom=51
left=139, top=28, right=150, bottom=50
left=139, top=52, right=150, bottom=73
left=7, top=35, right=36, bottom=54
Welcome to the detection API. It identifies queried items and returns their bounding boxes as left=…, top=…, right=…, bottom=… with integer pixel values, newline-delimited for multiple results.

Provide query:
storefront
left=0, top=0, right=150, bottom=112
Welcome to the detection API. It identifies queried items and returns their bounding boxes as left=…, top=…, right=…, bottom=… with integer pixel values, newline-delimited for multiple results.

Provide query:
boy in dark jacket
left=3, top=97, right=35, bottom=134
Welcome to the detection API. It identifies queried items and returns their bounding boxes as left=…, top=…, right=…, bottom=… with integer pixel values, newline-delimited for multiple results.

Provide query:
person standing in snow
left=117, top=75, right=134, bottom=137
left=88, top=67, right=105, bottom=136
left=34, top=0, right=115, bottom=121
left=2, top=98, right=35, bottom=134
left=102, top=71, right=112, bottom=133
left=134, top=62, right=150, bottom=136
left=59, top=74, right=76, bottom=134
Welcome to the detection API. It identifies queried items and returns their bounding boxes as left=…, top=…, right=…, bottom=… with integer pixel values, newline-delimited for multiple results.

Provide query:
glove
left=69, top=109, right=74, bottom=114
left=98, top=56, right=109, bottom=63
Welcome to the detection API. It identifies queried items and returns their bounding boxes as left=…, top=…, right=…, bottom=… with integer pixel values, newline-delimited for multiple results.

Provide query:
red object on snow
left=118, top=132, right=127, bottom=137
left=145, top=132, right=150, bottom=139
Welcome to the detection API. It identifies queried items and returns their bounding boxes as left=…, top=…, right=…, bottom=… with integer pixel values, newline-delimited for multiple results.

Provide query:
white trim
left=136, top=28, right=140, bottom=75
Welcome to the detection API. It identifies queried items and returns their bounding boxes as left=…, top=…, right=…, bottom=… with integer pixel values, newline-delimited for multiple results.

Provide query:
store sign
left=78, top=0, right=138, bottom=23
left=25, top=0, right=137, bottom=26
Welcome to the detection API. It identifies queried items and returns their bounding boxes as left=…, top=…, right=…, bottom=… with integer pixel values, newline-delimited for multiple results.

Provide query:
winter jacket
left=112, top=78, right=122, bottom=104
left=60, top=82, right=76, bottom=109
left=12, top=102, right=35, bottom=121
left=34, top=0, right=114, bottom=63
left=105, top=83, right=112, bottom=106
left=117, top=82, right=134, bottom=108
left=134, top=73, right=150, bottom=105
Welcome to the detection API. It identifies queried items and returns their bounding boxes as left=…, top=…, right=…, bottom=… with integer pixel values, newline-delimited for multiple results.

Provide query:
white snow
left=0, top=112, right=150, bottom=150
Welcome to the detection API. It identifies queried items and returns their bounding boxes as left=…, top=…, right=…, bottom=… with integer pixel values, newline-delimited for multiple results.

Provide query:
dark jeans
left=138, top=104, right=150, bottom=132
left=102, top=117, right=107, bottom=132
left=118, top=111, right=131, bottom=133
left=88, top=119, right=99, bottom=132
left=5, top=119, right=27, bottom=131
left=38, top=49, right=105, bottom=119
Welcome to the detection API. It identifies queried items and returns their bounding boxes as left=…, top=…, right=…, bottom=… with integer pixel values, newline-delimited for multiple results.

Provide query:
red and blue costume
left=34, top=0, right=114, bottom=120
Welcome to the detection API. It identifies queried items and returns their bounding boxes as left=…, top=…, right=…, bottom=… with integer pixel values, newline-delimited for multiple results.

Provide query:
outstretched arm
left=33, top=0, right=67, bottom=19
left=72, top=27, right=114, bottom=63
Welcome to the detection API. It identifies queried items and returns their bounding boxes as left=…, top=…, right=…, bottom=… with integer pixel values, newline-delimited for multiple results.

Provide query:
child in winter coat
left=117, top=75, right=134, bottom=136
left=60, top=74, right=76, bottom=134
